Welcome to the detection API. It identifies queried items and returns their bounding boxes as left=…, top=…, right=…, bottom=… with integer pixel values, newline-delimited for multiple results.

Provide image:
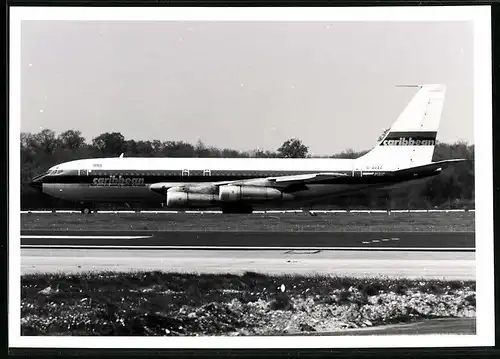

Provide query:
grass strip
left=21, top=212, right=475, bottom=232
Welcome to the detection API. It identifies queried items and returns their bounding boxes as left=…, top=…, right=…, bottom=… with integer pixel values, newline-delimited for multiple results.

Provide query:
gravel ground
left=21, top=272, right=476, bottom=336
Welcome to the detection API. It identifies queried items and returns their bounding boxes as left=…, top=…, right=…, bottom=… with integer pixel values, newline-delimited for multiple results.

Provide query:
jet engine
left=218, top=185, right=293, bottom=202
left=166, top=191, right=218, bottom=208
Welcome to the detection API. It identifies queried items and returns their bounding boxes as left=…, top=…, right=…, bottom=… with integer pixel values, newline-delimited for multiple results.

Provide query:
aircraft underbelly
left=293, top=184, right=376, bottom=200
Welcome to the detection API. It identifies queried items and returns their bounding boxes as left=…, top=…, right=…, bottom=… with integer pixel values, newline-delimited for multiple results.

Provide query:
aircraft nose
left=30, top=174, right=45, bottom=193
left=30, top=180, right=43, bottom=193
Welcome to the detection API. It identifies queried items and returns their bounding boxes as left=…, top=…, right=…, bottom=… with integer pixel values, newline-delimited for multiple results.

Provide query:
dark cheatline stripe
left=385, top=131, right=437, bottom=140
left=35, top=170, right=438, bottom=186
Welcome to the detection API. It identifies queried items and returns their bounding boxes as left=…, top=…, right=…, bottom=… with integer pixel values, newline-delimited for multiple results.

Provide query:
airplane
left=30, top=84, right=467, bottom=214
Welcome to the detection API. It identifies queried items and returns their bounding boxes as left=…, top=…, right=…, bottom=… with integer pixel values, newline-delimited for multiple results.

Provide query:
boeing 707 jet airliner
left=30, top=84, right=467, bottom=213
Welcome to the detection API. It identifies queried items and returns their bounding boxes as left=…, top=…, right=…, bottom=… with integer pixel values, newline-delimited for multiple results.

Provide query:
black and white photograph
left=9, top=6, right=494, bottom=349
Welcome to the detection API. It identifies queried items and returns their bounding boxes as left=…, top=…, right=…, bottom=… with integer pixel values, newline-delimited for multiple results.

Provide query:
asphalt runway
left=21, top=230, right=475, bottom=251
left=21, top=248, right=475, bottom=279
left=20, top=230, right=475, bottom=279
left=292, top=318, right=476, bottom=336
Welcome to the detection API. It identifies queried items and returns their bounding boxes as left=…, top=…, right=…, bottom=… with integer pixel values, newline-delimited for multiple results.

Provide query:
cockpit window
left=46, top=169, right=62, bottom=175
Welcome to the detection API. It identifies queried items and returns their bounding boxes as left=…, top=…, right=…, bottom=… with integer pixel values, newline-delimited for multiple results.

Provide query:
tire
left=81, top=207, right=91, bottom=214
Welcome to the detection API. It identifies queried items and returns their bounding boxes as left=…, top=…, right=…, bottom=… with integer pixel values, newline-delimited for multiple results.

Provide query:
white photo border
left=9, top=5, right=494, bottom=349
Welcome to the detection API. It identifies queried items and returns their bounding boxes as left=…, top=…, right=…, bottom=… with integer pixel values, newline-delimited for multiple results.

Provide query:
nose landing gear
left=80, top=202, right=94, bottom=214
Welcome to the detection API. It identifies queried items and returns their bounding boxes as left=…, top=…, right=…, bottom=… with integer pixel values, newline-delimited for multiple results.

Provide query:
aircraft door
left=78, top=169, right=89, bottom=176
left=352, top=167, right=362, bottom=178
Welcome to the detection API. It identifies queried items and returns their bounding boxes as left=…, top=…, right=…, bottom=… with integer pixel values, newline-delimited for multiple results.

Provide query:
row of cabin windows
left=77, top=170, right=212, bottom=176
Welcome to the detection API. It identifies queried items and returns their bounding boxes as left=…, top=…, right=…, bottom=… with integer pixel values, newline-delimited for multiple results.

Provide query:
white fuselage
left=32, top=156, right=436, bottom=208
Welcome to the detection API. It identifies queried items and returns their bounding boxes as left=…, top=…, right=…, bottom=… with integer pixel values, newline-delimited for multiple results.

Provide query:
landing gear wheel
left=81, top=207, right=92, bottom=214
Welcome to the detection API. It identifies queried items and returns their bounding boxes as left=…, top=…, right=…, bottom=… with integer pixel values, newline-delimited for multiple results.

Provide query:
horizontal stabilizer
left=392, top=159, right=468, bottom=176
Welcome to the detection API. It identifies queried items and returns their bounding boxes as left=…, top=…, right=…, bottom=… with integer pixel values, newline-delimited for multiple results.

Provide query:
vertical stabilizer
left=356, top=84, right=446, bottom=170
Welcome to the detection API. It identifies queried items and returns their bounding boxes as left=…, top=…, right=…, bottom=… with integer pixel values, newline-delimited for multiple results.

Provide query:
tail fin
left=356, top=84, right=446, bottom=170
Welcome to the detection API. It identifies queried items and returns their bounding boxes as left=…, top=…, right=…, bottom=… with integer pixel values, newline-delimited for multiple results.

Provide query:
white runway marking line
left=362, top=237, right=399, bottom=245
left=21, top=235, right=153, bottom=240
left=20, top=244, right=476, bottom=251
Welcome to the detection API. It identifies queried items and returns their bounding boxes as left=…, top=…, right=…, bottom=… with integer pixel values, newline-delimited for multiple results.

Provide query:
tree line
left=20, top=129, right=475, bottom=210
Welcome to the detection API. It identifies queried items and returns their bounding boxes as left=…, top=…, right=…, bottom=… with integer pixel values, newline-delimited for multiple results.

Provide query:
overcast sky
left=21, top=20, right=473, bottom=156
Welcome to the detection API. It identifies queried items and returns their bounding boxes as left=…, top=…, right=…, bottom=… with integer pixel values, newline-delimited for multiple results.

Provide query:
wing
left=149, top=172, right=349, bottom=194
left=265, top=172, right=349, bottom=187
